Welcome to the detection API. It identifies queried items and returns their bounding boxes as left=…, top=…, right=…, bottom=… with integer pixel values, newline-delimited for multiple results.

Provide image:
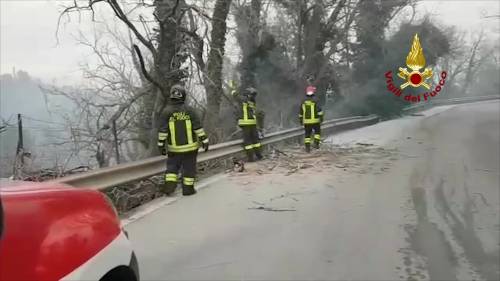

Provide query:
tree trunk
left=302, top=0, right=323, bottom=77
left=236, top=0, right=262, bottom=90
left=204, top=0, right=233, bottom=139
left=142, top=0, right=189, bottom=156
left=295, top=3, right=304, bottom=70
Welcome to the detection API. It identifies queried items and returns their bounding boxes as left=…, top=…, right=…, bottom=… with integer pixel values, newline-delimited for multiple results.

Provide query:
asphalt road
left=125, top=101, right=500, bottom=281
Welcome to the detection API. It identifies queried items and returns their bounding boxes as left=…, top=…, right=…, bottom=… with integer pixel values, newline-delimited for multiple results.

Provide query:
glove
left=201, top=138, right=209, bottom=152
left=258, top=129, right=264, bottom=140
left=229, top=80, right=237, bottom=96
left=158, top=145, right=167, bottom=156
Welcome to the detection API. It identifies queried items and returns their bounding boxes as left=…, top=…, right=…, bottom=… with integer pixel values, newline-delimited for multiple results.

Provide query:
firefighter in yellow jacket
left=299, top=86, right=323, bottom=152
left=237, top=87, right=263, bottom=162
left=158, top=85, right=209, bottom=196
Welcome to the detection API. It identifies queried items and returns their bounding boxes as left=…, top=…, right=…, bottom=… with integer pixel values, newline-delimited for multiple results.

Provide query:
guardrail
left=402, top=95, right=500, bottom=113
left=51, top=115, right=378, bottom=190
left=51, top=95, right=499, bottom=191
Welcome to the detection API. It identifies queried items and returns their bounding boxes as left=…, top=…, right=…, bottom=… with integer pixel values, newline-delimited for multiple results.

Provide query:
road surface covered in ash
left=125, top=101, right=500, bottom=281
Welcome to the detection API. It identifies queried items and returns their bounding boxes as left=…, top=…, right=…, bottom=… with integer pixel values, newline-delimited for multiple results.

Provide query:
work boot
left=160, top=182, right=177, bottom=195
left=246, top=150, right=255, bottom=162
left=305, top=143, right=311, bottom=153
left=182, top=185, right=197, bottom=196
left=314, top=141, right=320, bottom=149
left=255, top=149, right=263, bottom=161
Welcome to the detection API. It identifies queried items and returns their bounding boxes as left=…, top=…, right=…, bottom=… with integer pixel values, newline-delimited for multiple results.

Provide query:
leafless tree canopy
left=16, top=0, right=494, bottom=172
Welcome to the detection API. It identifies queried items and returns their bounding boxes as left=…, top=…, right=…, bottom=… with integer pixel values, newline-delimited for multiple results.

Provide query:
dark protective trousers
left=241, top=125, right=262, bottom=161
left=304, top=123, right=321, bottom=148
left=163, top=151, right=198, bottom=195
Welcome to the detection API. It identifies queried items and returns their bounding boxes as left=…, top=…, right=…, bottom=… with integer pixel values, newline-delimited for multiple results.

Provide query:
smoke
left=346, top=18, right=452, bottom=118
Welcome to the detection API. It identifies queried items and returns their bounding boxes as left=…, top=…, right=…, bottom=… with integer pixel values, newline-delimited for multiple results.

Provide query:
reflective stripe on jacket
left=299, top=98, right=323, bottom=124
left=238, top=102, right=257, bottom=126
left=158, top=104, right=206, bottom=153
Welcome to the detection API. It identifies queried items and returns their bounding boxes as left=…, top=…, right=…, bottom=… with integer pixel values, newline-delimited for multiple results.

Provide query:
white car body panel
left=61, top=231, right=133, bottom=281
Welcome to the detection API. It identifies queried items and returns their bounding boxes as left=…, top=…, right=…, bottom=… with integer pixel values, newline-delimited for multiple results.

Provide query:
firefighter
left=157, top=84, right=209, bottom=196
left=237, top=87, right=263, bottom=162
left=299, top=86, right=323, bottom=152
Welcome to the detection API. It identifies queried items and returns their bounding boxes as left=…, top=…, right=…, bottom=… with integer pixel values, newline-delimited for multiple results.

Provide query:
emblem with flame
left=398, top=34, right=433, bottom=89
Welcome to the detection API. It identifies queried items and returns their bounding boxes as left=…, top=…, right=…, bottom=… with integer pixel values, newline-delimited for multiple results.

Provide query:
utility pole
left=112, top=120, right=120, bottom=164
left=16, top=114, right=24, bottom=160
left=13, top=113, right=24, bottom=179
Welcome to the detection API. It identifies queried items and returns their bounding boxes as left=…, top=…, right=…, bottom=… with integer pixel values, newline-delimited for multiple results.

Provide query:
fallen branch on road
left=269, top=192, right=300, bottom=202
left=248, top=206, right=296, bottom=212
left=355, top=142, right=374, bottom=146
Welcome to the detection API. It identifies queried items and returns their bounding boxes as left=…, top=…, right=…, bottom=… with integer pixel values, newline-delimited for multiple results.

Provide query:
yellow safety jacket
left=158, top=104, right=207, bottom=153
left=299, top=98, right=323, bottom=125
left=238, top=101, right=257, bottom=126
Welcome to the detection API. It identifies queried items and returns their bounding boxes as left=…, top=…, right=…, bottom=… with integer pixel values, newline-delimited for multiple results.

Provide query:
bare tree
left=462, top=30, right=487, bottom=96
left=203, top=0, right=233, bottom=139
left=59, top=0, right=194, bottom=156
left=42, top=26, right=150, bottom=167
left=59, top=0, right=237, bottom=147
left=182, top=0, right=234, bottom=140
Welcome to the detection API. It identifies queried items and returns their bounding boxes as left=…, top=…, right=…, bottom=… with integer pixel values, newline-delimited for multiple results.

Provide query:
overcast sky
left=1, top=0, right=499, bottom=84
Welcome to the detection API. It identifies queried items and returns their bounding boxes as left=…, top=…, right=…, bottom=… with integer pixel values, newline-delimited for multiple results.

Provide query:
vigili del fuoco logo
left=385, top=34, right=448, bottom=103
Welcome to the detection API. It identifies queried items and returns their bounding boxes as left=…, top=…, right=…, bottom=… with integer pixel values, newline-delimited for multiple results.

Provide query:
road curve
left=125, top=101, right=500, bottom=281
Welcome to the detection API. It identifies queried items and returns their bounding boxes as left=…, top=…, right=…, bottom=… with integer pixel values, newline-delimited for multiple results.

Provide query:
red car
left=0, top=181, right=139, bottom=281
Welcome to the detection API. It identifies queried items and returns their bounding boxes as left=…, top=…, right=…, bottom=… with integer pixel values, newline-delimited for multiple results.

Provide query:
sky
left=0, top=0, right=499, bottom=84
left=0, top=0, right=82, bottom=83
